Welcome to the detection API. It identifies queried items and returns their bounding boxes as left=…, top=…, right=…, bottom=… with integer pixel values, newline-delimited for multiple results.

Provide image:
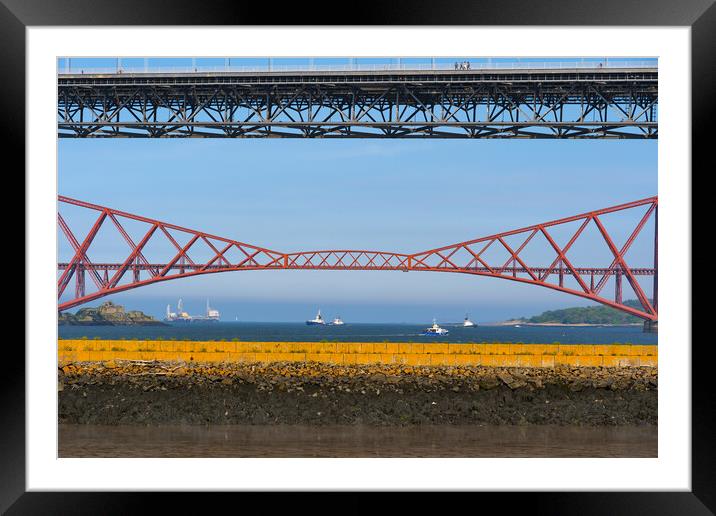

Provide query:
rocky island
left=58, top=301, right=166, bottom=326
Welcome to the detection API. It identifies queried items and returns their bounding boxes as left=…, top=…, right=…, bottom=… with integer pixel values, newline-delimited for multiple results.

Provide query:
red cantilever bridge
left=58, top=195, right=658, bottom=323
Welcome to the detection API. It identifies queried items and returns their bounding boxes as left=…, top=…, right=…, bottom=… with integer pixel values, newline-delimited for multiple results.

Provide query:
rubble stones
left=58, top=361, right=657, bottom=426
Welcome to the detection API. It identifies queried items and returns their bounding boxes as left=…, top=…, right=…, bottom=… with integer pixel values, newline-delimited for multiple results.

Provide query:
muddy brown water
left=58, top=424, right=657, bottom=458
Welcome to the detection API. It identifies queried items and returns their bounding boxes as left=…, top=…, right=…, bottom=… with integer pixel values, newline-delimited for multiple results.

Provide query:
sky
left=57, top=57, right=657, bottom=323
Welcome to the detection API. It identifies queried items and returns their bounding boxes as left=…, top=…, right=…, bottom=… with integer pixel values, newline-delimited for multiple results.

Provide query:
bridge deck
left=59, top=67, right=658, bottom=87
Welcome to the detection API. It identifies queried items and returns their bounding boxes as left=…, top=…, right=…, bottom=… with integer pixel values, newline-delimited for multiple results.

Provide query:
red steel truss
left=58, top=195, right=658, bottom=320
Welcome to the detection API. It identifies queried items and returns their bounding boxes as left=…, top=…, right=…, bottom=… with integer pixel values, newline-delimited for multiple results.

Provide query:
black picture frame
left=6, top=0, right=710, bottom=512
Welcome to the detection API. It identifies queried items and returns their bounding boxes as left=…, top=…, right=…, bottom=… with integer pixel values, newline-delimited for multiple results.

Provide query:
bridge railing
left=58, top=60, right=657, bottom=75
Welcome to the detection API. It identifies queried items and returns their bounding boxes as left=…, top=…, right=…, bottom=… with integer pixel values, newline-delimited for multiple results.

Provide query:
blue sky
left=57, top=57, right=657, bottom=323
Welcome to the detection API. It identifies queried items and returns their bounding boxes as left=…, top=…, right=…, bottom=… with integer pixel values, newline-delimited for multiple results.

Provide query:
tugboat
left=306, top=309, right=326, bottom=326
left=329, top=316, right=345, bottom=326
left=420, top=319, right=449, bottom=336
left=463, top=313, right=476, bottom=327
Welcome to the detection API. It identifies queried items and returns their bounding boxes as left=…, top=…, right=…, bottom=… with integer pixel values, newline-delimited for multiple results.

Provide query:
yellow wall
left=58, top=340, right=657, bottom=368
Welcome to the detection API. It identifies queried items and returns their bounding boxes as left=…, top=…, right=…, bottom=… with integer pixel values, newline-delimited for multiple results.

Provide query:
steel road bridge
left=57, top=195, right=658, bottom=322
left=57, top=66, right=657, bottom=139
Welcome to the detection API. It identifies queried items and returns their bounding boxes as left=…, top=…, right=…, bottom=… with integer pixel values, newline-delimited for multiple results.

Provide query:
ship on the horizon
left=463, top=313, right=476, bottom=327
left=191, top=299, right=220, bottom=322
left=329, top=316, right=345, bottom=326
left=164, top=299, right=220, bottom=323
left=306, top=309, right=326, bottom=326
left=164, top=298, right=192, bottom=323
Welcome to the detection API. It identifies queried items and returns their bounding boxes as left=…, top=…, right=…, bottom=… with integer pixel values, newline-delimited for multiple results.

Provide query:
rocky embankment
left=58, top=361, right=657, bottom=426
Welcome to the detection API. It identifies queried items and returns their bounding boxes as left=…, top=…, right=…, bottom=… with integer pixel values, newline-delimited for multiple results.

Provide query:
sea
left=58, top=322, right=657, bottom=345
left=58, top=424, right=657, bottom=458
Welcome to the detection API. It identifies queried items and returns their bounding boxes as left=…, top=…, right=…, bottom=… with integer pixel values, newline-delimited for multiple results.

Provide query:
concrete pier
left=643, top=320, right=658, bottom=333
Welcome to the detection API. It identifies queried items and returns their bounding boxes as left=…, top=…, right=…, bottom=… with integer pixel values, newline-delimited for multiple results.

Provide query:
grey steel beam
left=57, top=67, right=658, bottom=139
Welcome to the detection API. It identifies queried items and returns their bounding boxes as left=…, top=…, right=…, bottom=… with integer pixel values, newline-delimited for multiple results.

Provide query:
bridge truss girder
left=58, top=74, right=657, bottom=139
left=57, top=195, right=658, bottom=320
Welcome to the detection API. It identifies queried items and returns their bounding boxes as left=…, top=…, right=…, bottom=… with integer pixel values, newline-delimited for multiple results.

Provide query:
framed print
left=7, top=0, right=712, bottom=512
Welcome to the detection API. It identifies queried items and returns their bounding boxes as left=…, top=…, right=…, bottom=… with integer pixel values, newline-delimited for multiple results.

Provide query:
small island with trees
left=58, top=301, right=166, bottom=326
left=503, top=299, right=645, bottom=326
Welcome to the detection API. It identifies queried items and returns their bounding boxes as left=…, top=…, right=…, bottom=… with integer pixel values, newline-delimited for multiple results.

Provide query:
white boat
left=306, top=309, right=326, bottom=326
left=329, top=316, right=345, bottom=326
left=420, top=319, right=449, bottom=336
left=463, top=313, right=476, bottom=327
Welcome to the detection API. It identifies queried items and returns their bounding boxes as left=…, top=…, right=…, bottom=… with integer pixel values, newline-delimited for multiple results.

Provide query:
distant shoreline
left=57, top=320, right=643, bottom=328
left=489, top=321, right=642, bottom=328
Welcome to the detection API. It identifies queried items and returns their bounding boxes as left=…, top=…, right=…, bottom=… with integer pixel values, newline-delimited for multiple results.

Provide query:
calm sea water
left=58, top=424, right=657, bottom=458
left=58, top=322, right=657, bottom=344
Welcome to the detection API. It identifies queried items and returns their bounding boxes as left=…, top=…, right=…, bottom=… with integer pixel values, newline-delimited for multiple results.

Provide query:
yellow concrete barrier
left=58, top=339, right=657, bottom=368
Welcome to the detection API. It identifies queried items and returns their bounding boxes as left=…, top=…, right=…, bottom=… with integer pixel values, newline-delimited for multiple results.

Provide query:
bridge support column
left=643, top=320, right=658, bottom=333
left=75, top=265, right=85, bottom=299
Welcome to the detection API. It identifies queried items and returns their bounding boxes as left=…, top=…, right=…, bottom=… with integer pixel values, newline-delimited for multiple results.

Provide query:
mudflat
left=59, top=424, right=657, bottom=458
